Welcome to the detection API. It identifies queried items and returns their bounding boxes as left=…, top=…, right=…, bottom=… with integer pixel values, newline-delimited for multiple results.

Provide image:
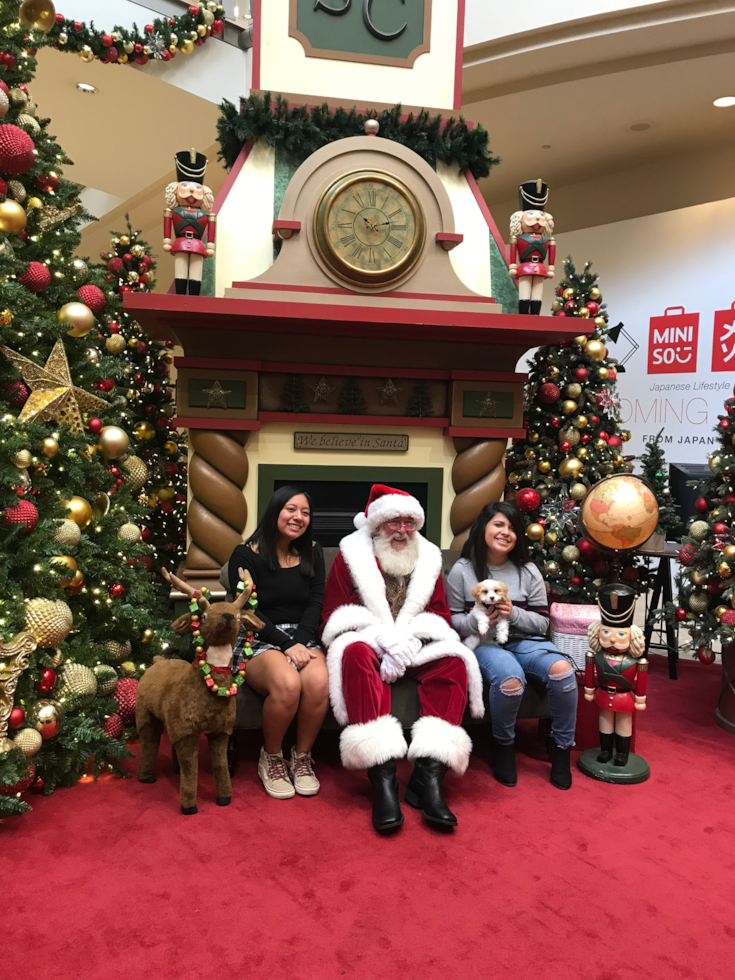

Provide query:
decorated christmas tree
left=0, top=14, right=171, bottom=815
left=637, top=429, right=679, bottom=539
left=505, top=258, right=642, bottom=602
left=673, top=388, right=735, bottom=663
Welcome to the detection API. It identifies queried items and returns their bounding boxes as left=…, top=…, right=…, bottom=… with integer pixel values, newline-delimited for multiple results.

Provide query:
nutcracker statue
left=163, top=148, right=216, bottom=295
left=578, top=583, right=650, bottom=784
left=509, top=178, right=556, bottom=315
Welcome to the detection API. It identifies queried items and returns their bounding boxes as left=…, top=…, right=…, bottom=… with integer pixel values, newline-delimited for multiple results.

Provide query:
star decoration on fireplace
left=310, top=376, right=335, bottom=403
left=477, top=392, right=498, bottom=417
left=376, top=379, right=403, bottom=405
left=202, top=380, right=231, bottom=409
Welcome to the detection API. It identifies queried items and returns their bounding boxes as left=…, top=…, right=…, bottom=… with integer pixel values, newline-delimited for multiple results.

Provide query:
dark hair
left=461, top=500, right=531, bottom=581
left=245, top=486, right=315, bottom=577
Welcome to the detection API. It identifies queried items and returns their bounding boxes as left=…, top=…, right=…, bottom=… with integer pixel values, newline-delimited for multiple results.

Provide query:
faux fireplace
left=258, top=465, right=444, bottom=546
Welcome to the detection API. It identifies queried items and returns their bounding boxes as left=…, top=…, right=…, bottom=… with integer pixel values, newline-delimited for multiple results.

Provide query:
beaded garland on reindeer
left=189, top=582, right=260, bottom=697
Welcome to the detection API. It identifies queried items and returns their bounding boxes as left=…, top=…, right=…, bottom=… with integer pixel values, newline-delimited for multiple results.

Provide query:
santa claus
left=321, top=485, right=484, bottom=832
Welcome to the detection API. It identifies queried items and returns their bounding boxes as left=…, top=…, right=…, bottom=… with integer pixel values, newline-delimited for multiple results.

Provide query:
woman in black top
left=228, top=486, right=327, bottom=800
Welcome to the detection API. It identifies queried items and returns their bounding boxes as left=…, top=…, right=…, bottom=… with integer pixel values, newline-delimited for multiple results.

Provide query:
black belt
left=604, top=685, right=624, bottom=694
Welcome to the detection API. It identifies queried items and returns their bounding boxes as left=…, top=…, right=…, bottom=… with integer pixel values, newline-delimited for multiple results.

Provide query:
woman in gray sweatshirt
left=446, top=501, right=577, bottom=790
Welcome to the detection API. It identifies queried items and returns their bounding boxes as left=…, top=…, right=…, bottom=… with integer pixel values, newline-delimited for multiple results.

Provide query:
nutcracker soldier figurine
left=163, top=148, right=216, bottom=295
left=578, top=583, right=650, bottom=784
left=509, top=178, right=556, bottom=315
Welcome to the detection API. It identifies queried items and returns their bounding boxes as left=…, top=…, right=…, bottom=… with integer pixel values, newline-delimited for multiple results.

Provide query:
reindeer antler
left=162, top=567, right=210, bottom=610
left=233, top=567, right=253, bottom=609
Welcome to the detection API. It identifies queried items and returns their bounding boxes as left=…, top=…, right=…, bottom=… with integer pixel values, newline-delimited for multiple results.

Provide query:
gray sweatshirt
left=445, top=557, right=550, bottom=641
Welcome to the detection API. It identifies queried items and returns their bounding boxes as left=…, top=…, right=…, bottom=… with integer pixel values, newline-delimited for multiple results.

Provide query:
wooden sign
left=294, top=431, right=409, bottom=451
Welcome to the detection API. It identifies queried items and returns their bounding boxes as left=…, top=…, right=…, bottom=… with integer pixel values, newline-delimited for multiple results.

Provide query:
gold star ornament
left=1, top=340, right=110, bottom=432
left=202, top=380, right=231, bottom=409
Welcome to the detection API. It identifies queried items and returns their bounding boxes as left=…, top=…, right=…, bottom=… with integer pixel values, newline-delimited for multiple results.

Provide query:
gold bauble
left=0, top=308, right=14, bottom=326
left=526, top=523, right=544, bottom=542
left=59, top=301, right=95, bottom=338
left=62, top=496, right=92, bottom=528
left=544, top=531, right=557, bottom=545
left=203, top=8, right=215, bottom=25
left=26, top=196, right=42, bottom=209
left=128, top=338, right=139, bottom=349
left=106, top=335, right=126, bottom=355
left=689, top=592, right=709, bottom=614
left=589, top=286, right=601, bottom=301
left=570, top=483, right=587, bottom=500
left=562, top=400, right=577, bottom=415
left=559, top=457, right=583, bottom=479
left=57, top=662, right=98, bottom=709
left=562, top=545, right=580, bottom=563
left=50, top=649, right=64, bottom=668
left=575, top=415, right=588, bottom=430
left=119, top=661, right=137, bottom=678
left=123, top=41, right=134, bottom=53
left=52, top=519, right=81, bottom=547
left=574, top=335, right=588, bottom=346
left=594, top=316, right=606, bottom=328
left=25, top=598, right=73, bottom=647
left=565, top=383, right=582, bottom=398
left=595, top=439, right=607, bottom=450
left=585, top=340, right=606, bottom=362
left=118, top=53, right=128, bottom=64
left=577, top=308, right=591, bottom=319
left=118, top=522, right=142, bottom=543
left=0, top=199, right=27, bottom=235
left=538, top=460, right=551, bottom=473
left=528, top=431, right=539, bottom=444
left=69, top=570, right=84, bottom=589
left=157, top=486, right=175, bottom=503
left=43, top=437, right=59, bottom=457
left=93, top=664, right=118, bottom=696
left=28, top=699, right=64, bottom=739
left=79, top=46, right=94, bottom=64
left=180, top=39, right=195, bottom=53
left=546, top=366, right=560, bottom=380
left=709, top=455, right=721, bottom=473
left=106, top=640, right=132, bottom=662
left=131, top=244, right=145, bottom=258
left=163, top=440, right=179, bottom=456
left=91, top=492, right=111, bottom=518
left=14, top=449, right=32, bottom=468
left=134, top=421, right=156, bottom=442
left=127, top=271, right=139, bottom=284
left=559, top=426, right=580, bottom=446
left=690, top=569, right=707, bottom=586
left=689, top=520, right=709, bottom=542
left=715, top=605, right=728, bottom=620
left=98, top=425, right=130, bottom=460
left=620, top=431, right=632, bottom=442
left=50, top=554, right=77, bottom=588
left=723, top=545, right=735, bottom=562
left=119, top=235, right=130, bottom=246
left=718, top=561, right=731, bottom=578
left=197, top=23, right=207, bottom=36
left=13, top=727, right=43, bottom=757
left=126, top=390, right=137, bottom=401
left=576, top=447, right=589, bottom=459
left=122, top=455, right=148, bottom=493
left=19, top=0, right=57, bottom=33
left=563, top=288, right=575, bottom=301
left=544, top=561, right=559, bottom=575
left=147, top=493, right=159, bottom=508
left=525, top=449, right=536, bottom=460
left=142, top=628, right=155, bottom=644
left=598, top=367, right=609, bottom=381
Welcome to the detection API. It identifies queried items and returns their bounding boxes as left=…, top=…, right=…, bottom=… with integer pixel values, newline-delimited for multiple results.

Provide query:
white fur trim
left=322, top=603, right=381, bottom=648
left=326, top=626, right=384, bottom=725
left=339, top=714, right=408, bottom=769
left=407, top=716, right=473, bottom=775
left=365, top=493, right=425, bottom=532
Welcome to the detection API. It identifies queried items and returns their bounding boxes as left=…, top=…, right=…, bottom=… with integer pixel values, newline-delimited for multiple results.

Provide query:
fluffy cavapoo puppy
left=463, top=580, right=511, bottom=651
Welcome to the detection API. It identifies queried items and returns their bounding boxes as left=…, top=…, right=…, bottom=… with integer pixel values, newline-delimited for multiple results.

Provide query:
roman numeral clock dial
left=315, top=170, right=426, bottom=287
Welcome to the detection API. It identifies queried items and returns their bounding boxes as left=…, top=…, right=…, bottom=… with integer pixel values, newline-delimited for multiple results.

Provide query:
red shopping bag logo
left=647, top=306, right=698, bottom=374
left=711, top=303, right=735, bottom=372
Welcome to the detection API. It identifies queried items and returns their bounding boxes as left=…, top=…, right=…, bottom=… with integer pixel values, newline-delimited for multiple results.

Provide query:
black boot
left=548, top=741, right=572, bottom=790
left=530, top=299, right=542, bottom=316
left=175, top=278, right=187, bottom=295
left=227, top=734, right=239, bottom=778
left=405, top=757, right=458, bottom=828
left=613, top=734, right=631, bottom=767
left=367, top=760, right=404, bottom=832
left=518, top=299, right=530, bottom=315
left=491, top=737, right=517, bottom=787
left=188, top=280, right=201, bottom=295
left=597, top=732, right=614, bottom=764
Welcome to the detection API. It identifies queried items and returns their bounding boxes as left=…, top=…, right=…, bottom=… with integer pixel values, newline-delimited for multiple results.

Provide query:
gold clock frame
left=314, top=168, right=427, bottom=289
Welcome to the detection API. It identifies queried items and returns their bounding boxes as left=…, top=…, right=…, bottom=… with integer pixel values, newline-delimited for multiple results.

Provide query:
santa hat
left=354, top=484, right=425, bottom=532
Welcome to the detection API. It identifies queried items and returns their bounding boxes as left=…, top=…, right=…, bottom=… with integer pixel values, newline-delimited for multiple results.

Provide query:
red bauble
left=585, top=302, right=600, bottom=316
left=18, top=262, right=51, bottom=293
left=35, top=668, right=57, bottom=693
left=622, top=566, right=639, bottom=582
left=135, top=54, right=149, bottom=65
left=607, top=436, right=622, bottom=449
left=156, top=418, right=169, bottom=428
left=0, top=177, right=6, bottom=195
left=212, top=19, right=224, bottom=35
left=564, top=301, right=576, bottom=312
left=73, top=21, right=82, bottom=31
left=576, top=538, right=599, bottom=562
left=161, top=50, right=172, bottom=62
left=560, top=441, right=571, bottom=454
left=103, top=714, right=124, bottom=739
left=678, top=544, right=698, bottom=566
left=3, top=499, right=39, bottom=531
left=674, top=607, right=688, bottom=622
left=109, top=583, right=125, bottom=600
left=87, top=417, right=103, bottom=435
left=9, top=706, right=25, bottom=729
left=137, top=341, right=146, bottom=353
left=713, top=523, right=729, bottom=536
left=76, top=284, right=105, bottom=313
left=580, top=434, right=591, bottom=445
left=569, top=576, right=583, bottom=587
left=161, top=502, right=174, bottom=513
left=598, top=431, right=610, bottom=442
left=538, top=382, right=561, bottom=405
left=516, top=488, right=541, bottom=512
left=189, top=4, right=199, bottom=13
left=5, top=380, right=30, bottom=408
left=0, top=763, right=36, bottom=796
left=108, top=321, right=120, bottom=333
left=556, top=311, right=567, bottom=317
left=94, top=379, right=114, bottom=392
left=0, top=125, right=36, bottom=174
left=30, top=776, right=44, bottom=794
left=108, top=257, right=124, bottom=274
left=698, top=647, right=716, bottom=665
left=165, top=463, right=178, bottom=476
left=112, top=678, right=138, bottom=723
left=140, top=526, right=151, bottom=542
left=144, top=24, right=154, bottom=33
left=573, top=367, right=588, bottom=382
left=134, top=42, right=143, bottom=54
left=589, top=415, right=599, bottom=426
left=694, top=497, right=709, bottom=514
left=607, top=369, right=617, bottom=381
left=123, top=253, right=132, bottom=262
left=0, top=81, right=7, bottom=95
left=102, top=34, right=113, bottom=46
left=550, top=417, right=561, bottom=428
left=720, top=610, right=735, bottom=626
left=707, top=580, right=725, bottom=596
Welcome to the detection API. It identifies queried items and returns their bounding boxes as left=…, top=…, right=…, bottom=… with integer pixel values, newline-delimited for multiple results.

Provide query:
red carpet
left=3, top=656, right=734, bottom=980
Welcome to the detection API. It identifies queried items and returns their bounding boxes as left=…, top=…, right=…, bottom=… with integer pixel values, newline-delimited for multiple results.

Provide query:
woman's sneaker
left=290, top=747, right=320, bottom=796
left=258, top=747, right=295, bottom=799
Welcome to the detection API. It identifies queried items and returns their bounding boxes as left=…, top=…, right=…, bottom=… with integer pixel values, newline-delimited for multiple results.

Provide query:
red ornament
left=538, top=382, right=561, bottom=405
left=556, top=311, right=567, bottom=317
left=102, top=34, right=113, bottom=46
left=576, top=538, right=599, bottom=562
left=87, top=417, right=103, bottom=435
left=698, top=646, right=716, bottom=665
left=0, top=54, right=16, bottom=70
left=31, top=776, right=44, bottom=794
left=73, top=21, right=82, bottom=31
left=599, top=431, right=610, bottom=442
left=140, top=526, right=151, bottom=542
left=516, top=488, right=541, bottom=513
left=109, top=583, right=125, bottom=600
left=35, top=668, right=57, bottom=693
left=156, top=417, right=169, bottom=428
left=5, top=380, right=30, bottom=408
left=18, top=262, right=51, bottom=293
left=165, top=463, right=178, bottom=476
left=9, top=706, right=25, bottom=729
left=674, top=607, right=688, bottom=622
left=55, top=12, right=64, bottom=23
left=108, top=257, right=124, bottom=274
left=550, top=417, right=561, bottom=429
left=569, top=576, right=583, bottom=587
left=161, top=502, right=174, bottom=513
left=195, top=38, right=204, bottom=46
left=103, top=714, right=124, bottom=739
left=94, top=379, right=114, bottom=392
left=108, top=321, right=120, bottom=333
left=713, top=523, right=729, bottom=536
left=622, top=566, right=639, bottom=582
left=589, top=415, right=599, bottom=426
left=3, top=499, right=39, bottom=531
left=721, top=610, right=735, bottom=626
left=721, top=419, right=731, bottom=430
left=34, top=173, right=60, bottom=193
left=678, top=543, right=698, bottom=566
left=137, top=341, right=146, bottom=353
left=694, top=497, right=709, bottom=514
left=607, top=369, right=617, bottom=381
left=144, top=24, right=154, bottom=33
left=0, top=763, right=36, bottom=796
left=189, top=4, right=199, bottom=13
left=112, top=678, right=138, bottom=723
left=212, top=19, right=224, bottom=35
left=560, top=441, right=571, bottom=454
left=76, top=284, right=105, bottom=313
left=607, top=436, right=622, bottom=449
left=707, top=580, right=725, bottom=596
left=585, top=302, right=600, bottom=316
left=0, top=177, right=6, bottom=195
left=134, top=42, right=143, bottom=54
left=161, top=50, right=172, bottom=62
left=580, top=434, right=591, bottom=445
left=573, top=367, right=588, bottom=382
left=0, top=125, right=36, bottom=175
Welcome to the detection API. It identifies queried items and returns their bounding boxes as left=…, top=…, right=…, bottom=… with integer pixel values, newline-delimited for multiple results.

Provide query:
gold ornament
left=118, top=522, right=142, bottom=543
left=147, top=493, right=159, bottom=508
left=574, top=335, right=588, bottom=346
left=52, top=519, right=81, bottom=547
left=620, top=431, right=632, bottom=442
left=122, top=455, right=148, bottom=493
left=19, top=0, right=57, bottom=33
left=0, top=340, right=109, bottom=433
left=689, top=520, right=709, bottom=542
left=50, top=649, right=64, bottom=668
left=106, top=335, right=126, bottom=355
left=718, top=562, right=731, bottom=578
left=126, top=390, right=136, bottom=401
left=203, top=9, right=215, bottom=25
left=576, top=447, right=589, bottom=459
left=25, top=598, right=73, bottom=647
left=525, top=449, right=536, bottom=460
left=128, top=338, right=139, bottom=349
left=562, top=545, right=580, bottom=563
left=142, top=628, right=155, bottom=644
left=98, top=425, right=130, bottom=460
left=57, top=662, right=97, bottom=708
left=134, top=421, right=156, bottom=442
left=119, top=235, right=130, bottom=246
left=93, top=664, right=118, bottom=696
left=26, top=196, right=43, bottom=210
left=689, top=592, right=709, bottom=614
left=0, top=632, right=37, bottom=752
left=79, top=46, right=94, bottom=64
left=546, top=366, right=560, bottom=380
left=118, top=53, right=128, bottom=64
left=585, top=340, right=606, bottom=362
left=0, top=309, right=14, bottom=326
left=559, top=426, right=580, bottom=446
left=106, top=640, right=132, bottom=662
left=709, top=455, right=721, bottom=473
left=157, top=486, right=176, bottom=503
left=131, top=244, right=145, bottom=258
left=575, top=415, right=588, bottom=430
left=526, top=523, right=544, bottom=542
left=577, top=308, right=591, bottom=319
left=59, top=301, right=95, bottom=338
left=563, top=288, right=575, bottom=301
left=559, top=458, right=583, bottom=479
left=538, top=460, right=551, bottom=473
left=598, top=367, right=609, bottom=381
left=197, top=24, right=207, bottom=36
left=690, top=570, right=706, bottom=586
left=715, top=605, right=728, bottom=620
left=28, top=699, right=64, bottom=738
left=723, top=545, right=735, bottom=562
left=565, top=383, right=582, bottom=398
left=528, top=431, right=539, bottom=444
left=127, top=271, right=140, bottom=284
left=50, top=554, right=77, bottom=588
left=180, top=39, right=195, bottom=53
left=570, top=483, right=587, bottom=500
left=91, top=492, right=111, bottom=518
left=7, top=180, right=27, bottom=203
left=589, top=287, right=601, bottom=301
left=544, top=561, right=559, bottom=575
left=62, top=496, right=93, bottom=528
left=595, top=438, right=607, bottom=450
left=562, top=400, right=577, bottom=415
left=69, top=571, right=84, bottom=589
left=544, top=531, right=557, bottom=545
left=594, top=316, right=606, bottom=328
left=14, top=449, right=32, bottom=468
left=164, top=440, right=179, bottom=456
left=69, top=258, right=88, bottom=281
left=123, top=41, right=134, bottom=54
left=13, top=727, right=43, bottom=757
left=0, top=199, right=27, bottom=236
left=119, top=661, right=137, bottom=677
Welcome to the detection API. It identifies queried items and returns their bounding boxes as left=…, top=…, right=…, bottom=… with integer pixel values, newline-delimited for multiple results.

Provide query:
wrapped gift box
left=550, top=602, right=600, bottom=670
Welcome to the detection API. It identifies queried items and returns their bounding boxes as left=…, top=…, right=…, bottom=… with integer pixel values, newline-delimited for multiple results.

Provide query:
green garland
left=217, top=92, right=500, bottom=180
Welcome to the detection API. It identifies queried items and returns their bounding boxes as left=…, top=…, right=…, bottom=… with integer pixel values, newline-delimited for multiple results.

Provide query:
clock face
left=315, top=170, right=426, bottom=287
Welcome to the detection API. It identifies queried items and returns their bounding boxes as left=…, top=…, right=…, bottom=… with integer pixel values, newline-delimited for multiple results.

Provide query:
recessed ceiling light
left=714, top=96, right=735, bottom=107
left=630, top=122, right=651, bottom=132
left=76, top=83, right=97, bottom=94
left=541, top=144, right=551, bottom=150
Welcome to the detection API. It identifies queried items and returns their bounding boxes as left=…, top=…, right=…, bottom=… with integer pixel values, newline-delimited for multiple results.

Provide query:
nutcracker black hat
left=596, top=583, right=637, bottom=630
left=518, top=178, right=549, bottom=212
left=175, top=147, right=208, bottom=184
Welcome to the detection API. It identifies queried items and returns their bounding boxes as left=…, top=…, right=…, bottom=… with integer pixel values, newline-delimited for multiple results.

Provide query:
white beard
left=373, top=533, right=420, bottom=578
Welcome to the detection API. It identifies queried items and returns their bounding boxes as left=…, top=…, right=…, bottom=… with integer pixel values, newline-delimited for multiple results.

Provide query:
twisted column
left=449, top=438, right=508, bottom=550
left=716, top=642, right=735, bottom=735
left=186, top=430, right=250, bottom=570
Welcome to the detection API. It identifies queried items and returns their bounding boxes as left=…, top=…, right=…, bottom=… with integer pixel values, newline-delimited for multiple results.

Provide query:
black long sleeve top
left=228, top=543, right=325, bottom=652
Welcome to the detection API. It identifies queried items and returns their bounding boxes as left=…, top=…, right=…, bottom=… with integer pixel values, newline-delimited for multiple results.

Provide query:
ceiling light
left=713, top=97, right=735, bottom=107
left=630, top=122, right=651, bottom=132
left=76, top=83, right=97, bottom=94
left=541, top=144, right=551, bottom=150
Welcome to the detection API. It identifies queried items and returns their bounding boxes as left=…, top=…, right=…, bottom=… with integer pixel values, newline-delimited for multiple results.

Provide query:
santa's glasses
left=384, top=519, right=416, bottom=532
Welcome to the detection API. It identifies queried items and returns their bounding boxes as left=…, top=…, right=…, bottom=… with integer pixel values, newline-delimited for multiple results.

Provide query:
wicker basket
left=550, top=602, right=600, bottom=670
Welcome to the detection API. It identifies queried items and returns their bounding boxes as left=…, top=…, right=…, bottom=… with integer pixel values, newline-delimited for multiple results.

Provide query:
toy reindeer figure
left=136, top=567, right=263, bottom=814
left=584, top=583, right=648, bottom=769
left=163, top=147, right=215, bottom=296
left=509, top=178, right=555, bottom=316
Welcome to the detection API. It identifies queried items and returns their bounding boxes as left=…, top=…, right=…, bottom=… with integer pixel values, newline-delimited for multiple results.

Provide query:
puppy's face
left=471, top=579, right=509, bottom=610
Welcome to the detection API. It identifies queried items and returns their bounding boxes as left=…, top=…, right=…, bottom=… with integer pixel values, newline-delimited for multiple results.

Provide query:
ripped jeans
left=474, top=638, right=578, bottom=748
